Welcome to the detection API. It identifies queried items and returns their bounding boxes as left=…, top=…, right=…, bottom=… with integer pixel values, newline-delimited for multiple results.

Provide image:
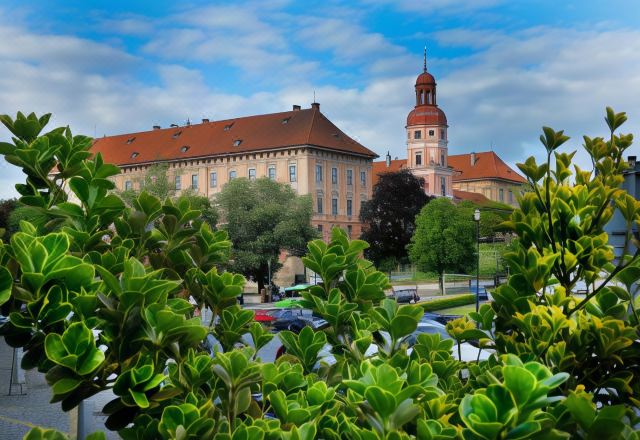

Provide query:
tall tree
left=118, top=163, right=175, bottom=205
left=360, top=169, right=432, bottom=269
left=216, top=177, right=318, bottom=292
left=408, top=197, right=476, bottom=294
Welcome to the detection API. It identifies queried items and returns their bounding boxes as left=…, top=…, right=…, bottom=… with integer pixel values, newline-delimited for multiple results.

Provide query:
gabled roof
left=91, top=107, right=377, bottom=166
left=448, top=151, right=526, bottom=184
left=371, top=159, right=407, bottom=186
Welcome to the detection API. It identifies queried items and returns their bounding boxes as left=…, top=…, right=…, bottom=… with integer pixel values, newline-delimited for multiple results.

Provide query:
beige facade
left=113, top=145, right=372, bottom=240
left=452, top=179, right=521, bottom=206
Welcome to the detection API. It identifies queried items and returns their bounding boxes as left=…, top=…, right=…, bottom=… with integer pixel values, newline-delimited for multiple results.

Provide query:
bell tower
left=405, top=48, right=453, bottom=197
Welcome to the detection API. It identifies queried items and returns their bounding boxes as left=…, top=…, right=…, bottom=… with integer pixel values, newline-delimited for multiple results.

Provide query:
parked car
left=271, top=308, right=328, bottom=333
left=393, top=287, right=420, bottom=303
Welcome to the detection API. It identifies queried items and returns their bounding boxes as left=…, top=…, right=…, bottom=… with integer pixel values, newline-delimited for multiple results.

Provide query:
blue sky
left=0, top=0, right=639, bottom=197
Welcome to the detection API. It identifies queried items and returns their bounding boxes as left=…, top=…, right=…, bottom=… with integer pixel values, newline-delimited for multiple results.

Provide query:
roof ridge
left=99, top=108, right=311, bottom=138
left=305, top=108, right=319, bottom=144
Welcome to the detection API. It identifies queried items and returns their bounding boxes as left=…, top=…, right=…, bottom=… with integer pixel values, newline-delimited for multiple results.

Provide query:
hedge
left=420, top=293, right=476, bottom=312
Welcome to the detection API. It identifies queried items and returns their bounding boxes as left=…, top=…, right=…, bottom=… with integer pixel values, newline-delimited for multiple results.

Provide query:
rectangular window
left=499, top=188, right=504, bottom=202
left=248, top=168, right=256, bottom=180
left=509, top=190, right=513, bottom=204
left=346, top=169, right=353, bottom=185
left=332, top=198, right=338, bottom=215
left=347, top=225, right=352, bottom=238
left=174, top=175, right=181, bottom=190
left=360, top=199, right=366, bottom=213
left=441, top=153, right=445, bottom=166
left=440, top=129, right=445, bottom=139
left=229, top=170, right=237, bottom=180
left=429, top=130, right=435, bottom=136
left=191, top=174, right=198, bottom=190
left=416, top=153, right=422, bottom=166
left=316, top=164, right=323, bottom=182
left=317, top=224, right=323, bottom=233
left=289, top=165, right=297, bottom=182
left=360, top=171, right=366, bottom=186
left=331, top=167, right=338, bottom=184
left=210, top=172, right=217, bottom=188
left=414, top=130, right=421, bottom=139
left=440, top=176, right=446, bottom=196
left=268, top=166, right=276, bottom=180
left=317, top=197, right=323, bottom=214
left=125, top=180, right=132, bottom=191
left=347, top=199, right=353, bottom=217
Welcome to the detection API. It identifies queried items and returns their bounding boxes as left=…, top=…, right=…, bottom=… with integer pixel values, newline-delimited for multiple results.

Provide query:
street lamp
left=474, top=208, right=481, bottom=312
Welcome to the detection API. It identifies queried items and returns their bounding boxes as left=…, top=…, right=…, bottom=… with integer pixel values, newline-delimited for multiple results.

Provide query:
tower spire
left=423, top=46, right=427, bottom=72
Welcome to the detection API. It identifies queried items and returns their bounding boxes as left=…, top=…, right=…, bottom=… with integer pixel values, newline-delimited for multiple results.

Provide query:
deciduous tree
left=408, top=197, right=476, bottom=294
left=360, top=169, right=432, bottom=268
left=216, top=177, right=317, bottom=292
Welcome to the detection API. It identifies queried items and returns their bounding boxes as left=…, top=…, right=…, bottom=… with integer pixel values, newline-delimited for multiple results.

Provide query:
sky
left=0, top=0, right=639, bottom=197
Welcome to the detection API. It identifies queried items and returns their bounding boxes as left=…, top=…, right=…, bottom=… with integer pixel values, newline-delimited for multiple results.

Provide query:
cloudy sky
left=1, top=0, right=639, bottom=197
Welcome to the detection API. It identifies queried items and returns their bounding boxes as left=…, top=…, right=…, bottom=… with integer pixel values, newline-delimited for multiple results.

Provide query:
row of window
left=169, top=165, right=297, bottom=191
left=411, top=129, right=446, bottom=140
left=415, top=151, right=446, bottom=167
left=125, top=165, right=370, bottom=193
left=316, top=197, right=364, bottom=217
left=315, top=165, right=366, bottom=187
left=498, top=188, right=514, bottom=204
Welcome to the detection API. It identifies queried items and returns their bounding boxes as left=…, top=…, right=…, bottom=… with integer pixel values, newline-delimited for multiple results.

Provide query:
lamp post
left=474, top=208, right=481, bottom=312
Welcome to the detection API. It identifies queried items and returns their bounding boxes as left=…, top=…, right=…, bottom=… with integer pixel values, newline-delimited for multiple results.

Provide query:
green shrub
left=0, top=109, right=638, bottom=439
left=421, top=293, right=476, bottom=312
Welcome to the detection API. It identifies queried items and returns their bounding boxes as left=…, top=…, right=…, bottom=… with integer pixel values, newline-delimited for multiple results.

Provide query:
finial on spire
left=423, top=46, right=427, bottom=72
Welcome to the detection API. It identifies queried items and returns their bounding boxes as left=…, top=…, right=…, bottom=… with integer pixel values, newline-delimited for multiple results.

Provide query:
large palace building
left=91, top=103, right=378, bottom=239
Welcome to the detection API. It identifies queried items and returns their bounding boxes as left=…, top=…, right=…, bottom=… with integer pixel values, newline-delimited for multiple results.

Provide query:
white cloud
left=433, top=27, right=640, bottom=171
left=2, top=5, right=640, bottom=200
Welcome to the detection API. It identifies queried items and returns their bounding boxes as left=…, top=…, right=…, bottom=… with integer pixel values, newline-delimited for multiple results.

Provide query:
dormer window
left=282, top=117, right=291, bottom=124
left=224, top=123, right=234, bottom=131
left=233, top=139, right=242, bottom=147
left=180, top=145, right=190, bottom=153
left=126, top=137, right=136, bottom=144
left=130, top=152, right=139, bottom=159
left=173, top=131, right=182, bottom=139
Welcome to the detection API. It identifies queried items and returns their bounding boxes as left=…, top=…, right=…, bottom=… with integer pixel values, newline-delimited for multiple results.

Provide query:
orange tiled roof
left=91, top=106, right=377, bottom=166
left=371, top=159, right=408, bottom=186
left=453, top=189, right=491, bottom=204
left=448, top=151, right=526, bottom=184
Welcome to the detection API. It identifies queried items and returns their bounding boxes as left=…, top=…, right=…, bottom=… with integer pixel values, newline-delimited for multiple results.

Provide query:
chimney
left=153, top=125, right=161, bottom=130
left=292, top=104, right=301, bottom=111
left=386, top=151, right=391, bottom=167
left=202, top=118, right=210, bottom=123
left=470, top=152, right=476, bottom=166
left=311, top=102, right=320, bottom=110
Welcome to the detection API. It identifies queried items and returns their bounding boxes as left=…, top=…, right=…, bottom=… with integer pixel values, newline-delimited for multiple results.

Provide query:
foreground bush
left=0, top=109, right=638, bottom=439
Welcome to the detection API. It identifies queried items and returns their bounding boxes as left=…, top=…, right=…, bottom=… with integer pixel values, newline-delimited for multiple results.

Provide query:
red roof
left=449, top=151, right=526, bottom=184
left=415, top=71, right=436, bottom=85
left=453, top=189, right=492, bottom=204
left=406, top=107, right=447, bottom=127
left=371, top=159, right=408, bottom=186
left=91, top=106, right=377, bottom=166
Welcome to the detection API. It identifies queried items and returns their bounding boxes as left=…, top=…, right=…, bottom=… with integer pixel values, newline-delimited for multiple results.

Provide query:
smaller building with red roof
left=448, top=151, right=527, bottom=206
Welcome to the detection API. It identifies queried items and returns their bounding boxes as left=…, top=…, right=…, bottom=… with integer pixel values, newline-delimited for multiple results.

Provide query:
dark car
left=393, top=287, right=420, bottom=304
left=271, top=308, right=328, bottom=333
